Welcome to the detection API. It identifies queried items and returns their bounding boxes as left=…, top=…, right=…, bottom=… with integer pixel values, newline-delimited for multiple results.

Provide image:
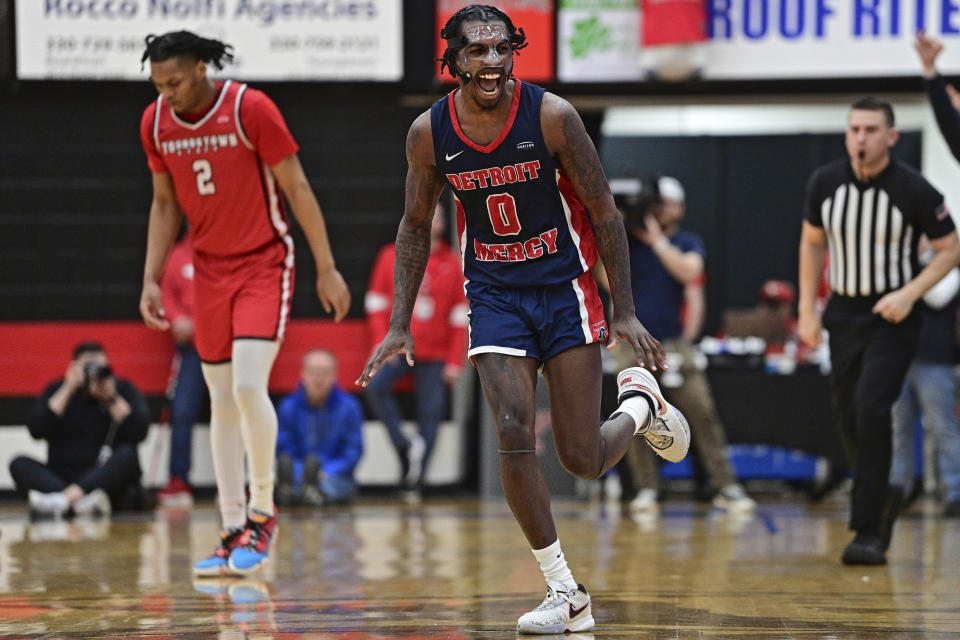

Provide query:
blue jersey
left=431, top=80, right=598, bottom=288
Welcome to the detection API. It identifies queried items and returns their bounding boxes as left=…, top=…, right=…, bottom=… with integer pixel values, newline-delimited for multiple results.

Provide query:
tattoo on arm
left=592, top=216, right=635, bottom=317
left=554, top=103, right=635, bottom=316
left=391, top=118, right=443, bottom=330
left=559, top=107, right=608, bottom=202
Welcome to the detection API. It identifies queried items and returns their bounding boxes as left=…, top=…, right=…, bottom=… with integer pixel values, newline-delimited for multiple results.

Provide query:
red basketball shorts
left=192, top=241, right=295, bottom=363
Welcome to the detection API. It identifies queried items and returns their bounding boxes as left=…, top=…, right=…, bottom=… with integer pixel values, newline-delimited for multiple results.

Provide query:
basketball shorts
left=193, top=241, right=294, bottom=363
left=465, top=270, right=607, bottom=364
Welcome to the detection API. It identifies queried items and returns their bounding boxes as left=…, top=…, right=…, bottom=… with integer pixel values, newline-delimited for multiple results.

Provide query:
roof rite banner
left=559, top=0, right=960, bottom=82
left=16, top=0, right=403, bottom=81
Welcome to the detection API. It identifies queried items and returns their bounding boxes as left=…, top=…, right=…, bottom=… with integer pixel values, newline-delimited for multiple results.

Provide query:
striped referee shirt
left=805, top=158, right=954, bottom=299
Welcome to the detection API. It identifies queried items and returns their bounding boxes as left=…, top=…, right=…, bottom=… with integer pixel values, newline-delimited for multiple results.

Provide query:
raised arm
left=357, top=111, right=446, bottom=386
left=541, top=93, right=665, bottom=370
left=270, top=154, right=351, bottom=321
left=140, top=171, right=183, bottom=331
left=915, top=33, right=960, bottom=162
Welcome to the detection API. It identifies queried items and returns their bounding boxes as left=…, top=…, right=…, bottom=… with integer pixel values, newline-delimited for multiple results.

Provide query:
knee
left=555, top=444, right=597, bottom=479
left=496, top=412, right=533, bottom=451
left=8, top=455, right=34, bottom=481
left=232, top=378, right=264, bottom=407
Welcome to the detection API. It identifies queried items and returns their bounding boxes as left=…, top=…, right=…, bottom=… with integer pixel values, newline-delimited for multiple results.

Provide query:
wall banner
left=16, top=0, right=403, bottom=81
left=559, top=0, right=960, bottom=82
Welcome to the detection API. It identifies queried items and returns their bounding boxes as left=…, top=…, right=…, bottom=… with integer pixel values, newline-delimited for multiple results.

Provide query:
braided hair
left=141, top=31, right=234, bottom=71
left=438, top=5, right=527, bottom=81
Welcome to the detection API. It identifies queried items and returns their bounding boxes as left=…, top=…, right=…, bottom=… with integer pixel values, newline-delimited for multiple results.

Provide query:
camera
left=83, top=361, right=113, bottom=387
left=609, top=177, right=660, bottom=232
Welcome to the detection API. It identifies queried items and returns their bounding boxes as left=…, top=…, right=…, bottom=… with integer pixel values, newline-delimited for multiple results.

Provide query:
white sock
left=202, top=361, right=247, bottom=531
left=232, top=339, right=281, bottom=516
left=532, top=539, right=578, bottom=592
left=616, top=396, right=653, bottom=435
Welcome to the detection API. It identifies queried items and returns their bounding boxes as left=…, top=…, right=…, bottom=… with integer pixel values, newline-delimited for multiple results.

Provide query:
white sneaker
left=404, top=433, right=426, bottom=489
left=616, top=367, right=690, bottom=463
left=713, top=483, right=757, bottom=513
left=28, top=490, right=69, bottom=519
left=72, top=488, right=111, bottom=518
left=629, top=488, right=659, bottom=513
left=517, top=584, right=595, bottom=634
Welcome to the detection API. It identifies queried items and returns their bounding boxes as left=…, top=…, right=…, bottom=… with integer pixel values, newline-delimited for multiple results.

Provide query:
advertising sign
left=558, top=0, right=960, bottom=82
left=16, top=0, right=403, bottom=81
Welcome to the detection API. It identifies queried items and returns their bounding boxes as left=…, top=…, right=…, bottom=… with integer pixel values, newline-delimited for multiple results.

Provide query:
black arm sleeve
left=803, top=168, right=824, bottom=227
left=924, top=74, right=960, bottom=163
left=115, top=379, right=150, bottom=445
left=26, top=381, right=66, bottom=441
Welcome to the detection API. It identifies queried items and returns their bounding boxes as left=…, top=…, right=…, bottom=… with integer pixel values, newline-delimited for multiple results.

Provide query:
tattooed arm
left=541, top=93, right=666, bottom=370
left=357, top=110, right=446, bottom=386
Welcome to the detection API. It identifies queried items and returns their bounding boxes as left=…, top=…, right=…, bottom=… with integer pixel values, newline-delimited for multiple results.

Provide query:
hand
left=914, top=31, right=943, bottom=77
left=316, top=268, right=351, bottom=322
left=638, top=214, right=664, bottom=247
left=63, top=360, right=86, bottom=392
left=797, top=309, right=823, bottom=347
left=442, top=363, right=463, bottom=386
left=356, top=328, right=414, bottom=387
left=606, top=314, right=667, bottom=371
left=873, top=288, right=917, bottom=324
left=140, top=281, right=169, bottom=331
left=171, top=316, right=195, bottom=345
left=107, top=394, right=132, bottom=424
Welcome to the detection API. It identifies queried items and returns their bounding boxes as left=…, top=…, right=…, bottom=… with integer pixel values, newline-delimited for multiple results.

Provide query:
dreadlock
left=438, top=5, right=527, bottom=81
left=141, top=31, right=234, bottom=71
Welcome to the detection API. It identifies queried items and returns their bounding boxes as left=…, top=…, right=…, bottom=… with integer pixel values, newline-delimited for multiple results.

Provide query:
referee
left=798, top=97, right=960, bottom=565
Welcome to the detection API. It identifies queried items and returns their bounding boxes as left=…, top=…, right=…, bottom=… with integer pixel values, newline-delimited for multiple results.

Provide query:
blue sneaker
left=228, top=508, right=278, bottom=574
left=193, top=528, right=244, bottom=576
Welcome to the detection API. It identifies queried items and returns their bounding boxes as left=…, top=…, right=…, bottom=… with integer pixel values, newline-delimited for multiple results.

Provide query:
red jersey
left=365, top=242, right=468, bottom=368
left=140, top=81, right=299, bottom=257
left=160, top=234, right=195, bottom=325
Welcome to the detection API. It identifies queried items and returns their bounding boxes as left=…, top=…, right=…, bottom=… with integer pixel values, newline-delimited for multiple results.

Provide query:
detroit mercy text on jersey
left=431, top=80, right=598, bottom=287
left=140, top=80, right=298, bottom=257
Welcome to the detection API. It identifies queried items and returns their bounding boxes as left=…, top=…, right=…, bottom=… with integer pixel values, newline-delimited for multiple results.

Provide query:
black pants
left=825, top=307, right=919, bottom=535
left=8, top=444, right=140, bottom=508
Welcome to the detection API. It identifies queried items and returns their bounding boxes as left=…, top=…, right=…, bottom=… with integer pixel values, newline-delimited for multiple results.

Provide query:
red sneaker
left=157, top=476, right=193, bottom=507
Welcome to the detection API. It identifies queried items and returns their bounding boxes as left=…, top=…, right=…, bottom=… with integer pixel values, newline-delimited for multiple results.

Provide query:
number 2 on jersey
left=192, top=159, right=216, bottom=196
left=486, top=193, right=521, bottom=236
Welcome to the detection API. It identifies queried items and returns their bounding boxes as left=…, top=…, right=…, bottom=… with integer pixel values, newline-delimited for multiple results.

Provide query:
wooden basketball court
left=0, top=495, right=958, bottom=638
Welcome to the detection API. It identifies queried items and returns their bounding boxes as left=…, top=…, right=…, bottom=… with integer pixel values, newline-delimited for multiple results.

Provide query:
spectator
left=9, top=341, right=150, bottom=518
left=275, top=349, right=364, bottom=506
left=156, top=230, right=206, bottom=507
left=364, top=203, right=468, bottom=499
left=890, top=241, right=960, bottom=517
left=608, top=176, right=756, bottom=514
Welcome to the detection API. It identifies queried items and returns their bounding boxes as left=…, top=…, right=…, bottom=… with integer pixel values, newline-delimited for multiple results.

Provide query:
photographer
left=9, top=341, right=150, bottom=518
left=605, top=176, right=755, bottom=513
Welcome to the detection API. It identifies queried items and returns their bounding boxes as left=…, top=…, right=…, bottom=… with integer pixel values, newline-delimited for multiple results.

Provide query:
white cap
left=658, top=176, right=685, bottom=203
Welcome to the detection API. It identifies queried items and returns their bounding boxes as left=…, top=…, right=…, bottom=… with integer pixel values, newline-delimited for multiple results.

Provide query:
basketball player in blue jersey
left=357, top=5, right=690, bottom=634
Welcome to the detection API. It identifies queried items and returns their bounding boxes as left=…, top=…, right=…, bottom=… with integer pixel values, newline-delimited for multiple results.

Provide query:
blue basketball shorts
left=465, top=270, right=608, bottom=364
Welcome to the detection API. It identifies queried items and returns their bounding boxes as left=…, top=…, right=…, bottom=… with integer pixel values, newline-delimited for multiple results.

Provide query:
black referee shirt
left=805, top=158, right=955, bottom=303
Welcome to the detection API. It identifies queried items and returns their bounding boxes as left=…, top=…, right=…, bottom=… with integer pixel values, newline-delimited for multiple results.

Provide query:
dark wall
left=0, top=81, right=427, bottom=321
left=600, top=132, right=922, bottom=335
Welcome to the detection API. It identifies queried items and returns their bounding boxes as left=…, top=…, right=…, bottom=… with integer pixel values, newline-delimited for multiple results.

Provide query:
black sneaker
left=841, top=534, right=886, bottom=565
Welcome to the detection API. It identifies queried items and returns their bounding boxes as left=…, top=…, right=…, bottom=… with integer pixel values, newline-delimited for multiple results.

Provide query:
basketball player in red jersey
left=358, top=5, right=688, bottom=633
left=137, top=31, right=350, bottom=576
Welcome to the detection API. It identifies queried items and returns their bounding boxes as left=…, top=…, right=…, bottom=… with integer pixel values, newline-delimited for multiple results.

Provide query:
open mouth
left=477, top=69, right=503, bottom=97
